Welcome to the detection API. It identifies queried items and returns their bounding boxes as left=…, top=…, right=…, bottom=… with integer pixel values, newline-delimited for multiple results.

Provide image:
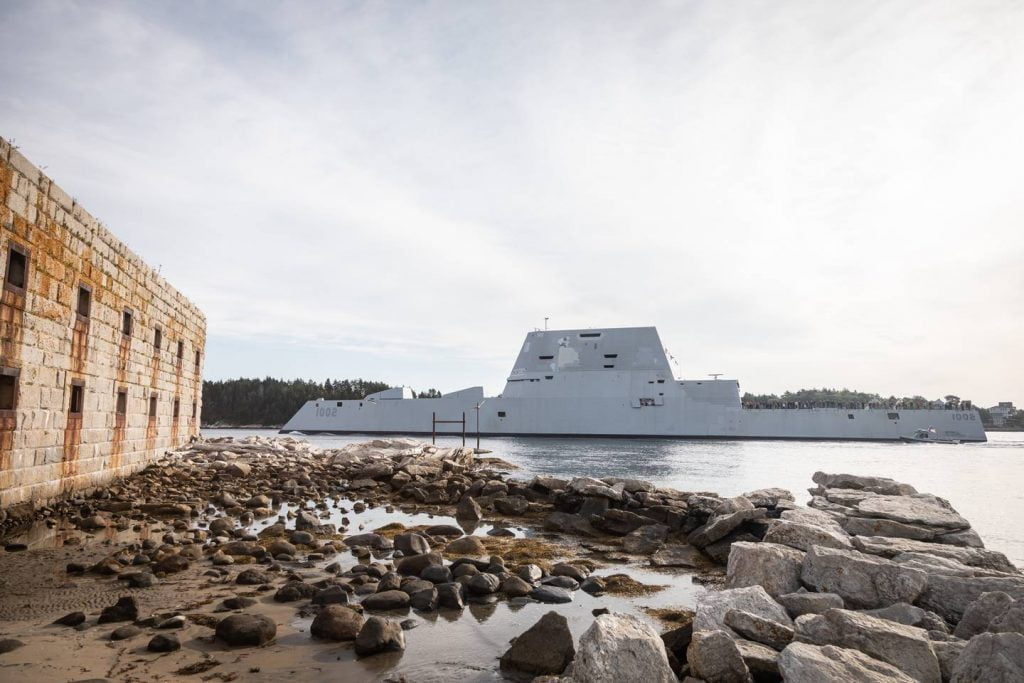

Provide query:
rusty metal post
left=475, top=403, right=481, bottom=451
left=462, top=411, right=466, bottom=447
left=432, top=411, right=436, bottom=445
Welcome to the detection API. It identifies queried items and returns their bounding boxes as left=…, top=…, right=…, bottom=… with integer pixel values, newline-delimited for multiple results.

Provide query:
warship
left=281, top=327, right=986, bottom=442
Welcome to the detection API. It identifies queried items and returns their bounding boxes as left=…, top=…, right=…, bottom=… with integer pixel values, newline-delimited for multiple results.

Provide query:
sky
left=1, top=0, right=1022, bottom=406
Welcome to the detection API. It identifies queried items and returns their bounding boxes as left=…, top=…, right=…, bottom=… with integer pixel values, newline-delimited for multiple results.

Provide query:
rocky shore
left=0, top=436, right=1020, bottom=681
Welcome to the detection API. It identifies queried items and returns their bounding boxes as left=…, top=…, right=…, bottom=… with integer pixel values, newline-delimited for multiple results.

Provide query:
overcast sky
left=2, top=1, right=1022, bottom=405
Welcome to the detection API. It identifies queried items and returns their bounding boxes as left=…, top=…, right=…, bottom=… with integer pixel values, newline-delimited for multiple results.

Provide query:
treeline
left=741, top=387, right=953, bottom=409
left=202, top=377, right=391, bottom=427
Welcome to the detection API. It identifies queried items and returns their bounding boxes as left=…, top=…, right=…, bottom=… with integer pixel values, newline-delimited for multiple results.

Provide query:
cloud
left=1, top=0, right=1022, bottom=404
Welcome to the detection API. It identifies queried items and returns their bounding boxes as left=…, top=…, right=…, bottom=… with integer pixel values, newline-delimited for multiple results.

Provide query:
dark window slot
left=887, top=412, right=900, bottom=420
left=603, top=364, right=614, bottom=369
left=194, top=349, right=201, bottom=373
left=545, top=375, right=553, bottom=379
left=5, top=243, right=28, bottom=291
left=76, top=285, right=91, bottom=318
left=176, top=340, right=184, bottom=364
left=336, top=401, right=343, bottom=407
left=122, top=309, right=133, bottom=337
left=69, top=381, right=85, bottom=415
left=191, top=402, right=197, bottom=418
left=173, top=398, right=180, bottom=419
left=153, top=327, right=162, bottom=352
left=656, top=379, right=665, bottom=384
left=604, top=354, right=618, bottom=358
left=0, top=369, right=18, bottom=411
left=538, top=355, right=554, bottom=360
left=116, top=389, right=128, bottom=415
left=498, top=411, right=506, bottom=418
left=579, top=332, right=601, bottom=338
left=149, top=395, right=158, bottom=418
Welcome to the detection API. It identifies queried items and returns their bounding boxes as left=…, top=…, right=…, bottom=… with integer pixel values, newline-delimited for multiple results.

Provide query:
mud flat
left=0, top=436, right=1019, bottom=682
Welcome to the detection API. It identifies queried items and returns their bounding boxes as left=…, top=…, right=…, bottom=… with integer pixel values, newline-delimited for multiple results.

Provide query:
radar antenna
left=709, top=373, right=723, bottom=380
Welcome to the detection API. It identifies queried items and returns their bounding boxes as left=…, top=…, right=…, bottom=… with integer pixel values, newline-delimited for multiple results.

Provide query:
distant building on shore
left=988, top=402, right=1017, bottom=427
left=0, top=137, right=205, bottom=510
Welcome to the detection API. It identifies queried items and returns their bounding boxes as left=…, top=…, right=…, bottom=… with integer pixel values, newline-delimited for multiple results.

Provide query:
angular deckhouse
left=281, top=326, right=986, bottom=442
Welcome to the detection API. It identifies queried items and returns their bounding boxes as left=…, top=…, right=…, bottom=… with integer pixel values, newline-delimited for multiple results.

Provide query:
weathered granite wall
left=0, top=136, right=205, bottom=508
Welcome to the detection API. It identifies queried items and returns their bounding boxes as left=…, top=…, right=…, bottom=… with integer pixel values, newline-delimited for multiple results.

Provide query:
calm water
left=209, top=429, right=1024, bottom=566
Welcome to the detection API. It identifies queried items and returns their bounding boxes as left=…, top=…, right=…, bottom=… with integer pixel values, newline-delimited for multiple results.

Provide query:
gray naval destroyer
left=281, top=326, right=986, bottom=442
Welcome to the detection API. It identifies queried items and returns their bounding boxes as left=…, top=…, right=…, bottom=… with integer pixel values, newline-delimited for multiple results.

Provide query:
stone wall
left=0, top=136, right=206, bottom=508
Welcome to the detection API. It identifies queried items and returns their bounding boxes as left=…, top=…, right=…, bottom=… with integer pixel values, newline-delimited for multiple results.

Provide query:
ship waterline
left=281, top=326, right=986, bottom=442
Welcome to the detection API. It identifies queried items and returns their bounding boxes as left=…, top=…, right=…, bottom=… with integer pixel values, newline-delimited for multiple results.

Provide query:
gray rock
left=622, top=524, right=669, bottom=554
left=147, top=634, right=180, bottom=652
left=778, top=591, right=845, bottom=618
left=694, top=585, right=792, bottom=634
left=725, top=542, right=805, bottom=598
left=516, top=564, right=544, bottom=582
left=852, top=495, right=969, bottom=531
left=216, top=613, right=277, bottom=646
left=934, top=528, right=984, bottom=548
left=408, top=585, right=438, bottom=611
left=917, top=574, right=1024, bottom=624
left=850, top=535, right=1018, bottom=574
left=950, top=632, right=1024, bottom=682
left=931, top=640, right=966, bottom=682
left=581, top=577, right=606, bottom=594
left=742, top=487, right=795, bottom=508
left=396, top=552, right=443, bottom=576
left=812, top=472, right=917, bottom=496
left=777, top=642, right=916, bottom=682
left=735, top=639, right=780, bottom=678
left=343, top=533, right=393, bottom=550
left=274, top=581, right=318, bottom=602
left=312, top=585, right=350, bottom=605
left=500, top=575, right=533, bottom=597
left=989, top=603, right=1024, bottom=636
left=55, top=611, right=86, bottom=627
left=862, top=603, right=948, bottom=633
left=267, top=539, right=297, bottom=557
left=394, top=532, right=430, bottom=556
left=468, top=573, right=501, bottom=595
left=569, top=476, right=621, bottom=500
left=98, top=597, right=139, bottom=623
left=530, top=585, right=574, bottom=604
left=420, top=565, right=453, bottom=584
left=801, top=546, right=928, bottom=609
left=552, top=563, right=589, bottom=581
left=110, top=625, right=141, bottom=640
left=455, top=495, right=482, bottom=520
left=573, top=612, right=675, bottom=683
left=794, top=608, right=941, bottom=682
left=499, top=611, right=575, bottom=675
left=593, top=508, right=649, bottom=535
left=688, top=629, right=753, bottom=682
left=494, top=495, right=529, bottom=516
left=764, top=520, right=853, bottom=551
left=954, top=591, right=1015, bottom=639
left=354, top=616, right=405, bottom=656
left=362, top=590, right=410, bottom=610
left=844, top=517, right=940, bottom=541
left=689, top=508, right=767, bottom=548
left=780, top=507, right=846, bottom=529
left=893, top=552, right=989, bottom=577
left=436, top=582, right=464, bottom=609
left=650, top=544, right=709, bottom=568
left=446, top=536, right=486, bottom=555
left=724, top=609, right=794, bottom=650
left=235, top=568, right=270, bottom=585
left=542, top=575, right=579, bottom=590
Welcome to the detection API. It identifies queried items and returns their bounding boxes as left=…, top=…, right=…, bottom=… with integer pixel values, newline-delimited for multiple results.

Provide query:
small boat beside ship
left=900, top=428, right=962, bottom=445
left=281, top=326, right=987, bottom=442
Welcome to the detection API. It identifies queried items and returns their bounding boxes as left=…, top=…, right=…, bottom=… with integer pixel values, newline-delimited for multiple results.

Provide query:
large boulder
left=499, top=611, right=575, bottom=676
left=688, top=508, right=767, bottom=548
left=311, top=605, right=364, bottom=641
left=455, top=495, right=482, bottom=520
left=953, top=591, right=1015, bottom=639
left=622, top=524, right=669, bottom=554
left=343, top=533, right=393, bottom=550
left=362, top=590, right=410, bottom=610
left=851, top=494, right=970, bottom=531
left=687, top=629, right=753, bottom=682
left=850, top=536, right=1018, bottom=574
left=916, top=574, right=1024, bottom=624
left=394, top=532, right=430, bottom=556
left=396, top=552, right=443, bottom=576
left=725, top=542, right=805, bottom=598
left=843, top=517, right=941, bottom=541
left=571, top=613, right=675, bottom=683
left=763, top=520, right=853, bottom=552
left=354, top=616, right=405, bottom=656
left=777, top=642, right=915, bottom=682
left=694, top=585, right=792, bottom=635
left=801, top=546, right=928, bottom=609
left=445, top=536, right=486, bottom=555
left=795, top=609, right=941, bottom=682
left=812, top=472, right=917, bottom=496
left=216, top=614, right=277, bottom=647
left=724, top=609, right=794, bottom=650
left=950, top=632, right=1024, bottom=682
left=778, top=591, right=845, bottom=618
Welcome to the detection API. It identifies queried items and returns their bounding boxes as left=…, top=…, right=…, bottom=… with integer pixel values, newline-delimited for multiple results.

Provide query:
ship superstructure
left=281, top=327, right=986, bottom=442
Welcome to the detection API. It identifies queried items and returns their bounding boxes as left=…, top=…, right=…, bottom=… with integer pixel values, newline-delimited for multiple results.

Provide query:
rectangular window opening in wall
left=5, top=243, right=28, bottom=292
left=194, top=349, right=201, bottom=373
left=336, top=401, right=343, bottom=407
left=545, top=375, right=553, bottom=379
left=887, top=412, right=900, bottom=420
left=579, top=332, right=601, bottom=338
left=173, top=398, right=180, bottom=419
left=153, top=327, right=162, bottom=352
left=538, top=355, right=554, bottom=360
left=191, top=402, right=197, bottom=419
left=604, top=364, right=615, bottom=369
left=657, top=379, right=665, bottom=384
left=498, top=411, right=507, bottom=418
left=149, top=395, right=158, bottom=418
left=76, top=284, right=91, bottom=318
left=116, top=389, right=128, bottom=415
left=0, top=368, right=19, bottom=411
left=177, top=340, right=184, bottom=365
left=69, top=381, right=85, bottom=415
left=604, top=354, right=618, bottom=359
left=848, top=413, right=855, bottom=420
left=122, top=309, right=133, bottom=337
